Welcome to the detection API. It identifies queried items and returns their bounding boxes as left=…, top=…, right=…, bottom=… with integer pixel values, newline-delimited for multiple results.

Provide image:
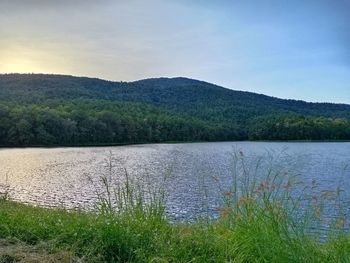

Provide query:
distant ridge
left=0, top=73, right=349, bottom=146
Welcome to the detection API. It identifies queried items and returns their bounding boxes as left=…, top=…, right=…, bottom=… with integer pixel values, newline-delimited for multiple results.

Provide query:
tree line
left=0, top=74, right=349, bottom=146
left=0, top=100, right=242, bottom=146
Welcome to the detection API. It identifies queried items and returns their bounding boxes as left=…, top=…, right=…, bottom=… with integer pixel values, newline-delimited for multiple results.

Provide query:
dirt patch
left=0, top=239, right=82, bottom=263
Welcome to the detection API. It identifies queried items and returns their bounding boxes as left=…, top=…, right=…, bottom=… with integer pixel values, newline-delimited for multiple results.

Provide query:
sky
left=0, top=0, right=349, bottom=103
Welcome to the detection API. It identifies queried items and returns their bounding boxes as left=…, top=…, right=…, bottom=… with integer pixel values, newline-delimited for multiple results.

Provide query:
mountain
left=0, top=73, right=349, bottom=146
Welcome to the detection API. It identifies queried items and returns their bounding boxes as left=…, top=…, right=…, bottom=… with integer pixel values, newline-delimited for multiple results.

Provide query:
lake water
left=1, top=142, right=350, bottom=221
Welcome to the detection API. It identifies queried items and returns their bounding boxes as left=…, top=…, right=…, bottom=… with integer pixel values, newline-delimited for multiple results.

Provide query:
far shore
left=0, top=139, right=350, bottom=149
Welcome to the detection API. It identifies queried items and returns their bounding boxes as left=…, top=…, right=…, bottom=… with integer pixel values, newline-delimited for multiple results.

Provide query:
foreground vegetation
left=1, top=74, right=350, bottom=146
left=1, top=151, right=350, bottom=262
left=0, top=199, right=349, bottom=263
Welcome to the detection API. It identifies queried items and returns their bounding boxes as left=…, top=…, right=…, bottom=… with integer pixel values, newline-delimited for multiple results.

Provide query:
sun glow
left=0, top=45, right=69, bottom=75
left=0, top=58, right=43, bottom=74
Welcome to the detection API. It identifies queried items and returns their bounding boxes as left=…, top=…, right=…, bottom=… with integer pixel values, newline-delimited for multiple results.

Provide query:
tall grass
left=1, top=150, right=350, bottom=262
left=0, top=171, right=9, bottom=201
left=85, top=151, right=167, bottom=221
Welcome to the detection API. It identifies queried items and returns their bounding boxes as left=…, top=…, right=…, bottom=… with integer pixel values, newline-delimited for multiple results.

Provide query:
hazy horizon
left=1, top=0, right=349, bottom=103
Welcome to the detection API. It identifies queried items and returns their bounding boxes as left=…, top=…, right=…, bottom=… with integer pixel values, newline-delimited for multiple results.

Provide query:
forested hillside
left=0, top=73, right=349, bottom=146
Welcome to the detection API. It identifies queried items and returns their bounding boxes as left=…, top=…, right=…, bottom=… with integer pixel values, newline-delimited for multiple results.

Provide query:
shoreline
left=1, top=139, right=350, bottom=149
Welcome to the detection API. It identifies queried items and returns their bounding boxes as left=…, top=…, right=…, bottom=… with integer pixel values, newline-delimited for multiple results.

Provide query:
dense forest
left=0, top=73, right=349, bottom=146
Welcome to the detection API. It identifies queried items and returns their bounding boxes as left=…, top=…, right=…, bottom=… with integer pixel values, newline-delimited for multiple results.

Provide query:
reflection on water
left=0, top=142, right=350, bottom=221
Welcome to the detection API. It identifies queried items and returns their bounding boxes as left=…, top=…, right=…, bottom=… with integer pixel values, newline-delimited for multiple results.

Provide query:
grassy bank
left=1, top=199, right=350, bottom=263
left=1, top=151, right=350, bottom=262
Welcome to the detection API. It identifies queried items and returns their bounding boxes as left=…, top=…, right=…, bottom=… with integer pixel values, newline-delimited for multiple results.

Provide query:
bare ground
left=0, top=239, right=82, bottom=263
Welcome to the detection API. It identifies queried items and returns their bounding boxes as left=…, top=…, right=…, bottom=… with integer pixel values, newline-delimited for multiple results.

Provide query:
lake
left=1, top=142, right=350, bottom=221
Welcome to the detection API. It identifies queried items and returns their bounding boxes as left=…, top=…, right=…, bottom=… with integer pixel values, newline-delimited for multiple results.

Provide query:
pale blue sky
left=0, top=0, right=349, bottom=103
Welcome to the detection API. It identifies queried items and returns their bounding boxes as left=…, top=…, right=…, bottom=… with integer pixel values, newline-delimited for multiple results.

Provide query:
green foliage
left=249, top=114, right=350, bottom=140
left=0, top=73, right=350, bottom=146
